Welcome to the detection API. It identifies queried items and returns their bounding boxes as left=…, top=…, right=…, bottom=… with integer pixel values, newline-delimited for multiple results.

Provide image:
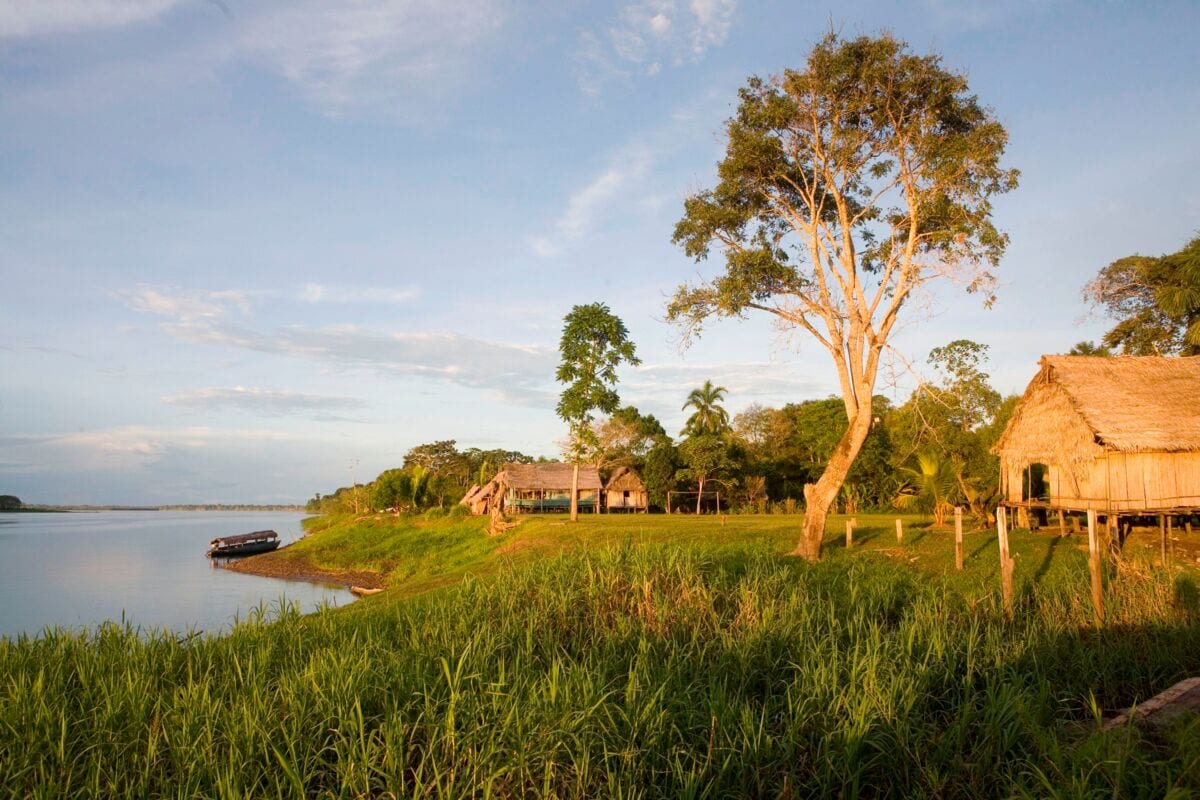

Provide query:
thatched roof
left=605, top=466, right=645, bottom=492
left=995, top=355, right=1200, bottom=458
left=500, top=462, right=602, bottom=491
left=460, top=484, right=482, bottom=505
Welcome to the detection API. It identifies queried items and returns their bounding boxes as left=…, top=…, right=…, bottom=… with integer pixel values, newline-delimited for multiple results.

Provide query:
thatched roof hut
left=994, top=355, right=1200, bottom=513
left=462, top=462, right=603, bottom=515
left=604, top=466, right=648, bottom=512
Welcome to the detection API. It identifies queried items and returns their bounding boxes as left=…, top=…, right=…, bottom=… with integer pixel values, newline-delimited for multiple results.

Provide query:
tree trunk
left=795, top=401, right=874, bottom=561
left=696, top=477, right=705, bottom=514
left=570, top=463, right=579, bottom=522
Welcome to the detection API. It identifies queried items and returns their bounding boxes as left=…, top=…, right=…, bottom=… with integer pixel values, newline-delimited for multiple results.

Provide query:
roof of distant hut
left=994, top=355, right=1200, bottom=461
left=604, top=466, right=645, bottom=491
left=460, top=484, right=483, bottom=505
left=500, top=462, right=602, bottom=491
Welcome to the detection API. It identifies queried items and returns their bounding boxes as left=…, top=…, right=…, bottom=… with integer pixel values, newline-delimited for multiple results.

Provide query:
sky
left=1, top=0, right=1198, bottom=505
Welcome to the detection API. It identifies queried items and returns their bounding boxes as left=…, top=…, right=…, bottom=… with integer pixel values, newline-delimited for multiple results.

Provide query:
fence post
left=845, top=519, right=853, bottom=549
left=895, top=518, right=903, bottom=544
left=954, top=506, right=964, bottom=571
left=997, top=506, right=1013, bottom=616
left=1087, top=509, right=1105, bottom=624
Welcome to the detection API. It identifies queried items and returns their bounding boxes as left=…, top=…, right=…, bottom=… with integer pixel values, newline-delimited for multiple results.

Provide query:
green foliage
left=680, top=380, right=730, bottom=437
left=0, top=495, right=22, bottom=511
left=556, top=303, right=640, bottom=463
left=4, top=519, right=1199, bottom=798
left=1085, top=234, right=1200, bottom=355
left=1067, top=340, right=1113, bottom=356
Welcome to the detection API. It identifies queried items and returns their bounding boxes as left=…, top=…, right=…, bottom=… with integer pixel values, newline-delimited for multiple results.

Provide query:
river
left=0, top=511, right=352, bottom=639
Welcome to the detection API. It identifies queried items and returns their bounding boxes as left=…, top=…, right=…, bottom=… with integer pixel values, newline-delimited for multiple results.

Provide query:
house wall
left=605, top=489, right=647, bottom=509
left=1004, top=452, right=1200, bottom=511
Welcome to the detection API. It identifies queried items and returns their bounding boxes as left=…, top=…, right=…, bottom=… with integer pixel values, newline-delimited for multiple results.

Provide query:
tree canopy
left=668, top=32, right=1017, bottom=559
left=1084, top=234, right=1200, bottom=356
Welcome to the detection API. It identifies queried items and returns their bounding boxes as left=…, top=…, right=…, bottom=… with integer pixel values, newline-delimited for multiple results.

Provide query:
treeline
left=310, top=339, right=1016, bottom=521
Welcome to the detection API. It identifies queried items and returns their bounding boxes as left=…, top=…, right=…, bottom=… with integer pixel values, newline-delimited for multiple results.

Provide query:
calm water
left=0, top=511, right=353, bottom=639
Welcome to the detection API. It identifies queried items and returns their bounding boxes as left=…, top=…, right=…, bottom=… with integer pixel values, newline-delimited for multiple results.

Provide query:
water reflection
left=0, top=511, right=353, bottom=639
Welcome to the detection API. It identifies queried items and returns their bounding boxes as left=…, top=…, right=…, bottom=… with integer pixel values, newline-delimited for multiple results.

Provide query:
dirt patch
left=221, top=550, right=386, bottom=590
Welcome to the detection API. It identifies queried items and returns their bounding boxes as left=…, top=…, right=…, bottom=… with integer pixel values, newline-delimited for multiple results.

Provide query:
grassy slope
left=3, top=513, right=1200, bottom=798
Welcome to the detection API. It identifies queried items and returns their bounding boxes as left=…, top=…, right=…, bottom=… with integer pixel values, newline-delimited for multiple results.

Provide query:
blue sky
left=1, top=0, right=1198, bottom=504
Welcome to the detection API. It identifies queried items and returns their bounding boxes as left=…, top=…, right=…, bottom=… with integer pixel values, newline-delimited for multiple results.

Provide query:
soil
left=221, top=550, right=386, bottom=590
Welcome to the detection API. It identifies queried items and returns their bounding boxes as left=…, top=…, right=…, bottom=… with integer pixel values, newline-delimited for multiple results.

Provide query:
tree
left=1067, top=340, right=1112, bottom=356
left=556, top=303, right=641, bottom=521
left=676, top=434, right=735, bottom=513
left=681, top=380, right=730, bottom=436
left=1084, top=234, right=1200, bottom=355
left=669, top=33, right=1017, bottom=560
left=0, top=495, right=21, bottom=511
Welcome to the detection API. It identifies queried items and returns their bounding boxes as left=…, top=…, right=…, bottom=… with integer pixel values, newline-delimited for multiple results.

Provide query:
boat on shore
left=207, top=530, right=280, bottom=558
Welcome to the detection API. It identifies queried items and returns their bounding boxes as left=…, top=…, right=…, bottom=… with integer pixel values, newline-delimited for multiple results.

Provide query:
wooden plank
left=1103, top=677, right=1200, bottom=731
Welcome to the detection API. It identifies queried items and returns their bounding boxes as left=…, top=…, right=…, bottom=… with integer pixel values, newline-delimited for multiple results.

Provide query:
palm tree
left=681, top=380, right=729, bottom=437
left=892, top=451, right=957, bottom=528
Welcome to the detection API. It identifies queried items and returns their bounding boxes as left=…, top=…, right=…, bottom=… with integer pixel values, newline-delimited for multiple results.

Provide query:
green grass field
left=3, top=512, right=1200, bottom=798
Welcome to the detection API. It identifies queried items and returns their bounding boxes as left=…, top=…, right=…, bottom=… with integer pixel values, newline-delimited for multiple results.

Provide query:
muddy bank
left=222, top=549, right=386, bottom=590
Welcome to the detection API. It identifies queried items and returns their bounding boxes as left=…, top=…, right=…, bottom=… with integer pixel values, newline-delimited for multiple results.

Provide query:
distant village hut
left=993, top=356, right=1200, bottom=521
left=604, top=466, right=648, bottom=512
left=461, top=463, right=602, bottom=515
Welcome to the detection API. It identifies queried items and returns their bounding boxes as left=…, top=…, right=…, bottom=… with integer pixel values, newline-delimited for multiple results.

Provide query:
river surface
left=0, top=511, right=352, bottom=639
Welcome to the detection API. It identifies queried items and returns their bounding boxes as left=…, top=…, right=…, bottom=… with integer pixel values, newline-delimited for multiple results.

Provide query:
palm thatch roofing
left=994, top=355, right=1200, bottom=460
left=501, top=462, right=602, bottom=491
left=605, top=466, right=646, bottom=491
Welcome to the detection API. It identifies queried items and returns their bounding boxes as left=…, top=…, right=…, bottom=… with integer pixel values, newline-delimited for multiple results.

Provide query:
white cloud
left=162, top=386, right=367, bottom=417
left=117, top=285, right=251, bottom=322
left=0, top=0, right=182, bottom=38
left=237, top=0, right=506, bottom=114
left=530, top=142, right=654, bottom=257
left=120, top=285, right=556, bottom=405
left=299, top=283, right=419, bottom=304
left=574, top=0, right=736, bottom=94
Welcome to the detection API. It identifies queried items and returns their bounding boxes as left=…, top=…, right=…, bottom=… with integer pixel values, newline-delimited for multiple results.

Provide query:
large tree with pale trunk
left=556, top=303, right=640, bottom=522
left=668, top=33, right=1018, bottom=561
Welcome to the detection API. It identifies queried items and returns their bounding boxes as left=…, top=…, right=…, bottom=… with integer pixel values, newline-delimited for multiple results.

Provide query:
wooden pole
left=997, top=506, right=1013, bottom=616
left=954, top=506, right=964, bottom=571
left=1160, top=514, right=1168, bottom=568
left=1057, top=509, right=1066, bottom=536
left=845, top=519, right=854, bottom=549
left=1072, top=516, right=1080, bottom=534
left=666, top=492, right=671, bottom=515
left=1087, top=510, right=1105, bottom=624
left=895, top=518, right=903, bottom=544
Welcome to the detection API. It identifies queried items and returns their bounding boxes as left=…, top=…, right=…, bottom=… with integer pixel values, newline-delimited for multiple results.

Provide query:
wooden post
left=1087, top=509, right=1105, bottom=624
left=1057, top=509, right=1066, bottom=536
left=1187, top=520, right=1194, bottom=536
left=1072, top=516, right=1080, bottom=534
left=997, top=506, right=1013, bottom=616
left=716, top=492, right=720, bottom=515
left=845, top=519, right=854, bottom=548
left=666, top=492, right=672, bottom=515
left=1160, top=514, right=1168, bottom=568
left=954, top=506, right=964, bottom=571
left=895, top=518, right=903, bottom=544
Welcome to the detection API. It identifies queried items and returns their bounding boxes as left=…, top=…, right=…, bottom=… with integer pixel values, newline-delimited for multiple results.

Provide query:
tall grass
left=3, top=543, right=1199, bottom=798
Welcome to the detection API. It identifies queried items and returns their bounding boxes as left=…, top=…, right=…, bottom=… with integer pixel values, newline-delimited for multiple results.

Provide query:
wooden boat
left=207, top=529, right=280, bottom=558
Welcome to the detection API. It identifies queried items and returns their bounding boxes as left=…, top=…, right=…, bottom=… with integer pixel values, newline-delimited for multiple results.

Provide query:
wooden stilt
left=954, top=506, right=963, bottom=571
left=997, top=506, right=1013, bottom=615
left=895, top=518, right=903, bottom=544
left=1072, top=516, right=1080, bottom=534
left=845, top=519, right=853, bottom=549
left=1057, top=509, right=1066, bottom=536
left=1087, top=509, right=1105, bottom=624
left=1160, top=514, right=1168, bottom=568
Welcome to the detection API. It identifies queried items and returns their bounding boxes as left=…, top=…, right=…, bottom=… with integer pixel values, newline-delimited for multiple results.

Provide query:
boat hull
left=208, top=540, right=280, bottom=558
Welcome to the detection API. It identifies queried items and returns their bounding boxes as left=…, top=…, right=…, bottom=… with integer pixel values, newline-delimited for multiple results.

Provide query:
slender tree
left=669, top=33, right=1017, bottom=560
left=681, top=380, right=730, bottom=436
left=556, top=303, right=640, bottom=521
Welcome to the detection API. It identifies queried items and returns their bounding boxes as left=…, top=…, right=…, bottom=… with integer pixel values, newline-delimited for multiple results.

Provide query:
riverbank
left=3, top=513, right=1199, bottom=797
left=222, top=548, right=387, bottom=589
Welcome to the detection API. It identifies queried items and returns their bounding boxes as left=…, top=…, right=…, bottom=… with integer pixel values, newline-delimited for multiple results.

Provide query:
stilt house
left=603, top=466, right=648, bottom=512
left=993, top=356, right=1200, bottom=516
left=460, top=463, right=603, bottom=515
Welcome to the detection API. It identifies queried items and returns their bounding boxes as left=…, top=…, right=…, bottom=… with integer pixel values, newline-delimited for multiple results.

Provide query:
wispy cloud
left=0, top=0, right=183, bottom=38
left=162, top=386, right=367, bottom=417
left=116, top=285, right=251, bottom=322
left=574, top=0, right=737, bottom=95
left=530, top=142, right=654, bottom=257
left=299, top=283, right=419, bottom=304
left=237, top=0, right=506, bottom=115
left=120, top=285, right=556, bottom=406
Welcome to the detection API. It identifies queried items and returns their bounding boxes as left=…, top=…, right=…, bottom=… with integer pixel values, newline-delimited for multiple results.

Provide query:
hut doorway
left=1022, top=463, right=1050, bottom=503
